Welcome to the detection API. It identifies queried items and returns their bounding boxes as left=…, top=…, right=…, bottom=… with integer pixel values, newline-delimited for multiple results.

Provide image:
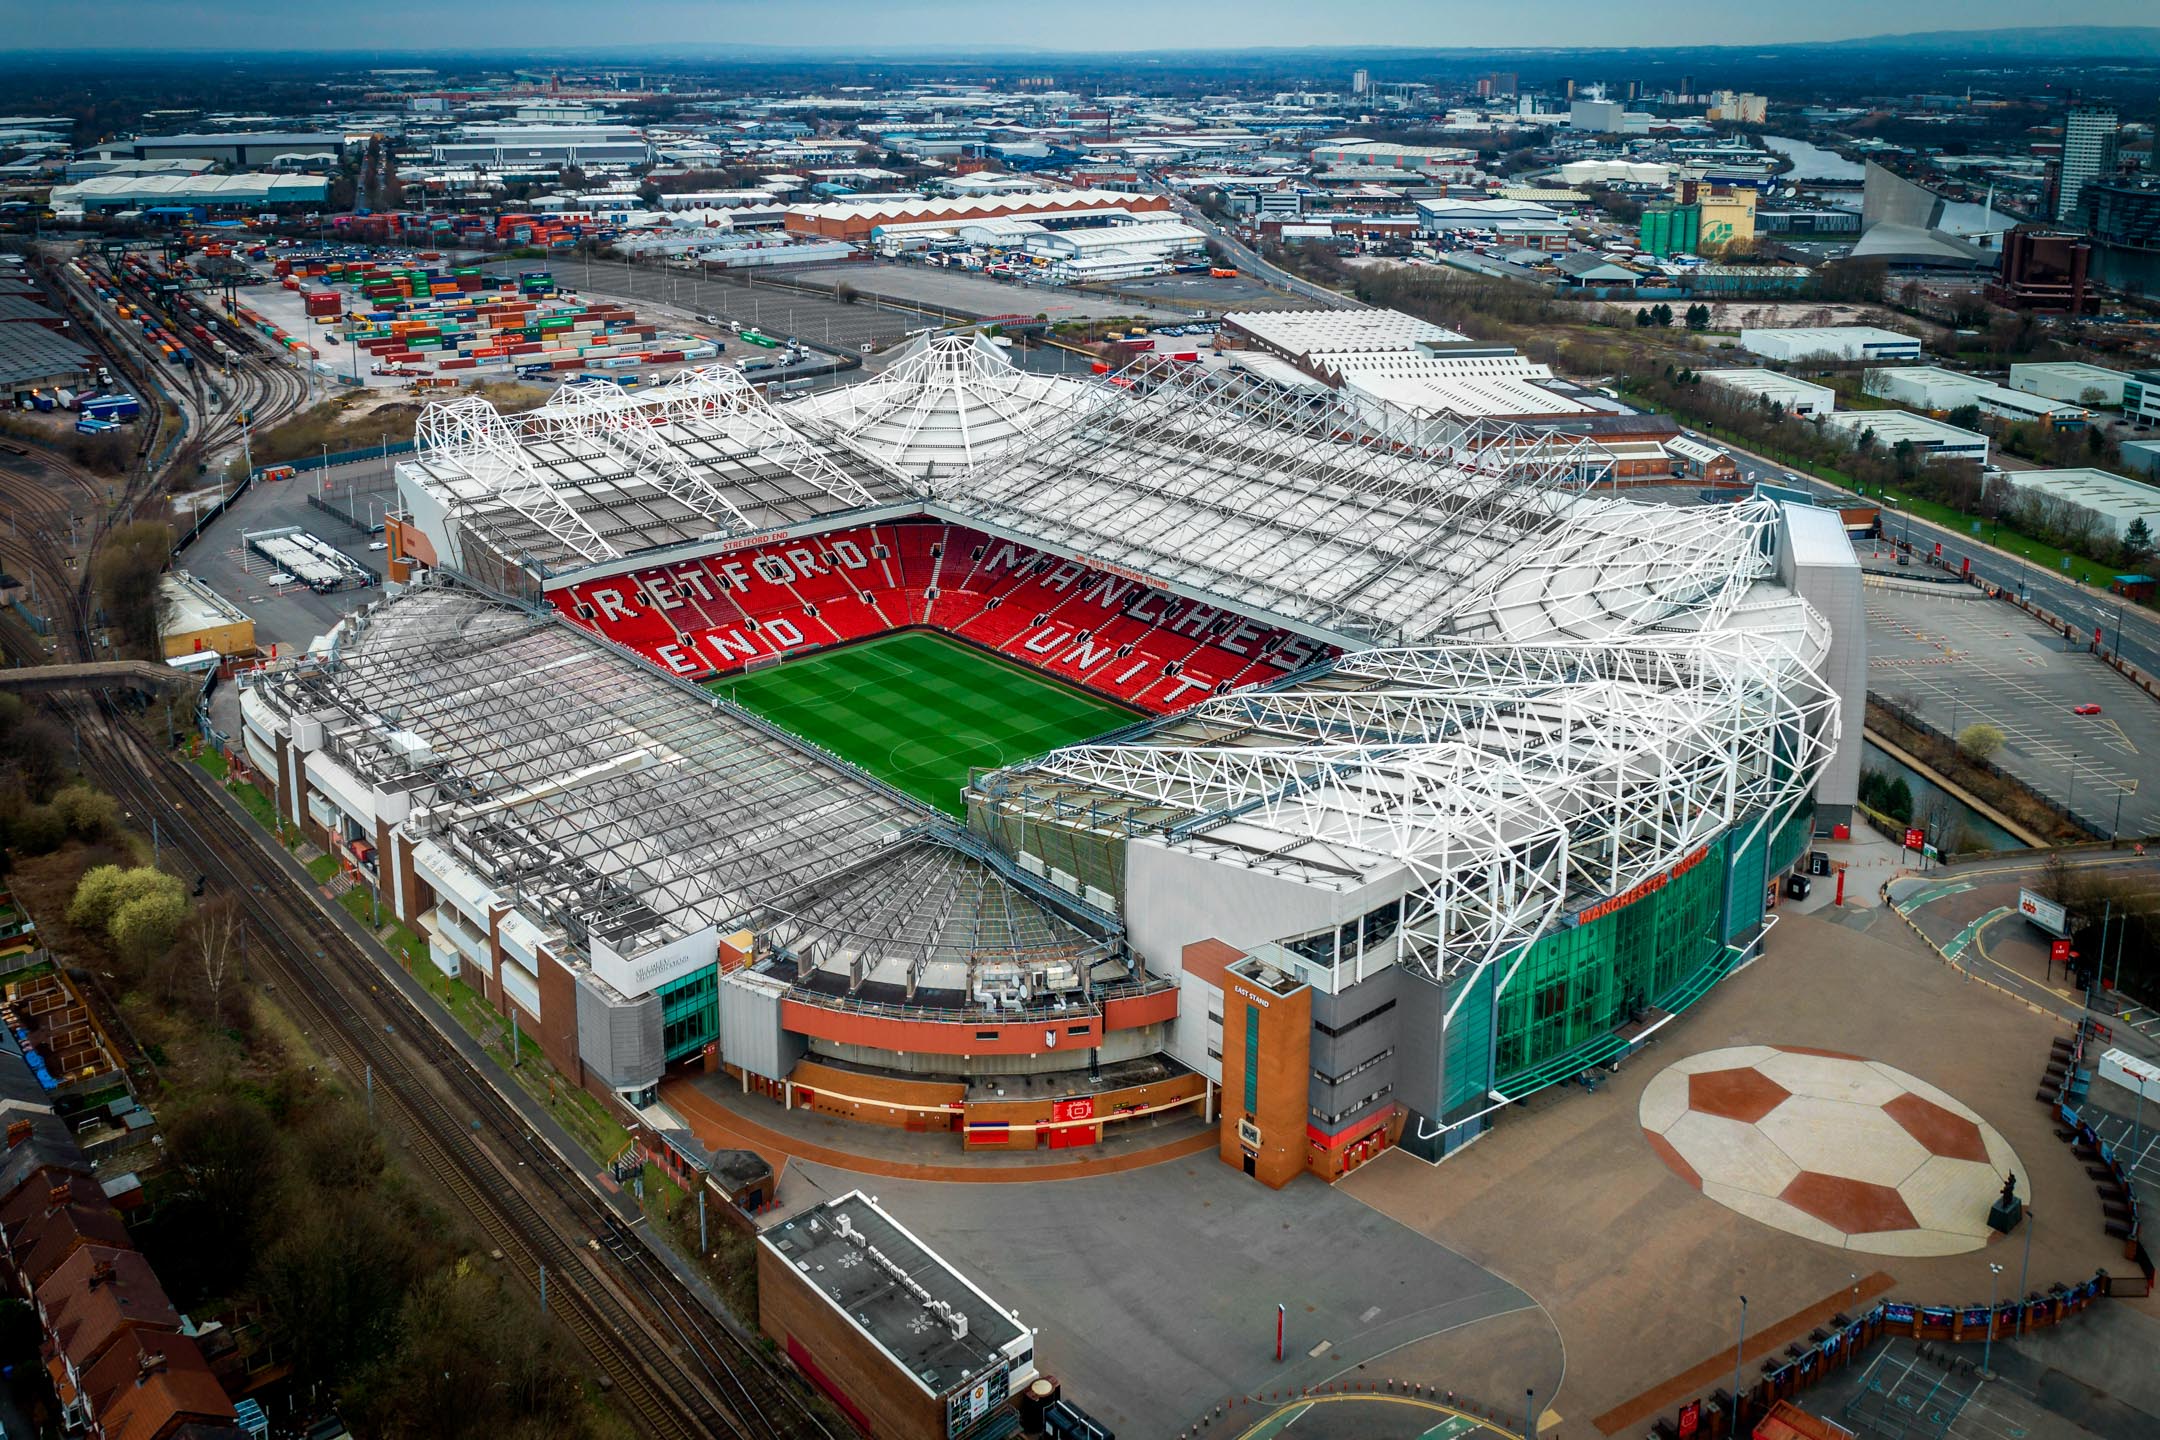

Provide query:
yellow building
left=1696, top=188, right=1758, bottom=250
left=158, top=571, right=255, bottom=664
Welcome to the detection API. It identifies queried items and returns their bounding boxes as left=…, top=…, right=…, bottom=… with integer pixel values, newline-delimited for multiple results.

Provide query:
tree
left=166, top=1096, right=285, bottom=1259
left=112, top=889, right=190, bottom=966
left=1881, top=776, right=1914, bottom=823
left=2121, top=517, right=2154, bottom=570
left=1685, top=303, right=1710, bottom=331
left=50, top=785, right=117, bottom=840
left=258, top=1189, right=429, bottom=1387
left=1958, top=722, right=2006, bottom=762
left=1947, top=403, right=1982, bottom=432
left=69, top=865, right=183, bottom=935
left=1635, top=307, right=1652, bottom=328
left=834, top=281, right=860, bottom=305
left=1650, top=302, right=1674, bottom=327
left=91, top=521, right=174, bottom=660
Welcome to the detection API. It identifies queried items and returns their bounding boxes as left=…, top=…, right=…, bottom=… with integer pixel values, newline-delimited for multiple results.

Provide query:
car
left=367, top=541, right=388, bottom=551
left=2073, top=703, right=2103, bottom=716
left=266, top=571, right=295, bottom=586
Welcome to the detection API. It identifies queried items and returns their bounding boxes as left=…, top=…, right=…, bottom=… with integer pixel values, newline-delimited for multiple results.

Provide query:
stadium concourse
left=228, top=320, right=1866, bottom=1190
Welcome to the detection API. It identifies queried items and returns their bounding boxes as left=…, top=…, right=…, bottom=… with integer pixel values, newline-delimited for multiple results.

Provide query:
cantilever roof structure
left=790, top=333, right=1087, bottom=478
left=407, top=367, right=911, bottom=574
left=255, top=588, right=1108, bottom=994
left=974, top=620, right=1837, bottom=990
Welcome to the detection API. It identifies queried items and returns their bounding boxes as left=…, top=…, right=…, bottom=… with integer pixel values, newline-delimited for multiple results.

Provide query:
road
left=1888, top=849, right=2160, bottom=1062
left=1707, top=434, right=2160, bottom=680
left=1143, top=174, right=1365, bottom=311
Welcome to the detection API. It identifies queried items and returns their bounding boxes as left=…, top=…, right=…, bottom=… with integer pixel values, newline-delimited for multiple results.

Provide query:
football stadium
left=233, top=327, right=1862, bottom=1184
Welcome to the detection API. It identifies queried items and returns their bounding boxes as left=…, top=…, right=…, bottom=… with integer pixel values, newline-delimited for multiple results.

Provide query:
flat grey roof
left=763, top=1190, right=1023, bottom=1399
left=0, top=323, right=98, bottom=387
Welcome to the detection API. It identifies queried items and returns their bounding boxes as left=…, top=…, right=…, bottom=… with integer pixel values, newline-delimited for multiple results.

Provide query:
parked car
left=2073, top=703, right=2103, bottom=716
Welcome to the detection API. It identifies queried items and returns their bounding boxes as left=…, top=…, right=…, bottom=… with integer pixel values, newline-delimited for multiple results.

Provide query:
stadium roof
left=789, top=332, right=1086, bottom=478
left=252, top=587, right=1112, bottom=991
left=407, top=368, right=913, bottom=573
left=974, top=612, right=1837, bottom=986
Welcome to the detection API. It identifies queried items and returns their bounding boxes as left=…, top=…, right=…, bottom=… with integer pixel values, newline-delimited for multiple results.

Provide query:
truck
left=738, top=329, right=781, bottom=349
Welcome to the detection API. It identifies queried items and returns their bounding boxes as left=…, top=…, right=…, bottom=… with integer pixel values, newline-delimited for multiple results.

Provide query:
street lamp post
left=1731, top=1295, right=1749, bottom=1434
left=1982, top=1262, right=2004, bottom=1378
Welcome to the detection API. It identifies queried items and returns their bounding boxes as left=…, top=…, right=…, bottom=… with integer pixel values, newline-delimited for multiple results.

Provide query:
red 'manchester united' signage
left=1576, top=846, right=1710, bottom=926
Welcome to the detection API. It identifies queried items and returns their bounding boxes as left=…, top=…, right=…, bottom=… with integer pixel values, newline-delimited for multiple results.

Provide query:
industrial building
left=429, top=126, right=651, bottom=170
left=1414, top=197, right=1567, bottom=243
left=786, top=190, right=1171, bottom=243
left=230, top=326, right=1855, bottom=1183
left=1216, top=308, right=1468, bottom=364
left=1019, top=219, right=1206, bottom=281
left=1820, top=408, right=1989, bottom=465
left=1316, top=347, right=1591, bottom=422
left=2125, top=370, right=2160, bottom=429
left=1700, top=369, right=1837, bottom=418
left=1861, top=366, right=2089, bottom=428
left=1739, top=326, right=1923, bottom=364
left=0, top=323, right=100, bottom=400
left=85, top=131, right=344, bottom=167
left=2010, top=362, right=2128, bottom=410
left=50, top=173, right=330, bottom=215
left=1990, top=468, right=2160, bottom=542
left=158, top=571, right=256, bottom=667
left=758, top=1192, right=1036, bottom=1440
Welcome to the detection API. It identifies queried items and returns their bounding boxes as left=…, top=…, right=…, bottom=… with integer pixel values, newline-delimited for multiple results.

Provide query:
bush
left=68, top=865, right=185, bottom=938
left=112, top=890, right=190, bottom=965
left=51, top=785, right=118, bottom=840
left=5, top=805, right=65, bottom=856
left=1957, top=723, right=2006, bottom=762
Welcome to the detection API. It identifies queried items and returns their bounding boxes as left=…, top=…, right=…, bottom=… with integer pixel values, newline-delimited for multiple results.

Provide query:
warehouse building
left=1861, top=366, right=2088, bottom=428
left=0, top=324, right=100, bottom=402
left=1701, top=369, right=1837, bottom=417
left=1216, top=308, right=1468, bottom=364
left=1820, top=409, right=1989, bottom=465
left=1318, top=347, right=1592, bottom=421
left=87, top=130, right=344, bottom=167
left=787, top=190, right=1171, bottom=243
left=1989, top=468, right=2160, bottom=543
left=1740, top=326, right=1923, bottom=364
left=429, top=126, right=651, bottom=170
left=158, top=571, right=255, bottom=667
left=51, top=172, right=329, bottom=215
left=2125, top=370, right=2160, bottom=429
left=760, top=1192, right=1036, bottom=1440
left=1021, top=219, right=1206, bottom=280
left=1306, top=140, right=1476, bottom=174
left=2009, top=361, right=2128, bottom=410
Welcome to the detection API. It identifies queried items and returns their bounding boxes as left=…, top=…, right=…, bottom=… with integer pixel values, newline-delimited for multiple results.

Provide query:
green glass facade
left=657, top=967, right=718, bottom=1063
left=1492, top=833, right=1731, bottom=1086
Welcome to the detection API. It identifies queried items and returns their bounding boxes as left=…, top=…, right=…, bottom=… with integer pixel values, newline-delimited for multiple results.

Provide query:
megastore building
left=230, top=330, right=1861, bottom=1185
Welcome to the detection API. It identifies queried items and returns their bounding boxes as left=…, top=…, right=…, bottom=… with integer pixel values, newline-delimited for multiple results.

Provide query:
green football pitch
left=705, top=631, right=1137, bottom=815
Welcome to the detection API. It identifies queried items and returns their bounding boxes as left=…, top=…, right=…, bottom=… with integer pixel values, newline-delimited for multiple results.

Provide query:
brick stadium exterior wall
left=1218, top=975, right=1312, bottom=1189
left=537, top=948, right=583, bottom=1087
left=758, top=1241, right=942, bottom=1440
left=790, top=1061, right=966, bottom=1127
left=962, top=1072, right=1207, bottom=1150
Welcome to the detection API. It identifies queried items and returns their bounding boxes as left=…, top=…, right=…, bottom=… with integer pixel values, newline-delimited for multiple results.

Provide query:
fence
left=1868, top=695, right=2113, bottom=841
left=173, top=473, right=250, bottom=556
left=254, top=437, right=416, bottom=482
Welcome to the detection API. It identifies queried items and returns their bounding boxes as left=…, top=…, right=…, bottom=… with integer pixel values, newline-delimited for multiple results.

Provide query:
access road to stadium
left=1887, top=847, right=2160, bottom=1060
left=176, top=457, right=392, bottom=648
left=1700, top=435, right=2160, bottom=689
left=1863, top=578, right=2160, bottom=837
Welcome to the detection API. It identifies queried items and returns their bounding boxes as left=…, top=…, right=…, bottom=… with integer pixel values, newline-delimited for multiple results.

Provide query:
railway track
left=17, top=241, right=841, bottom=1440
left=46, top=563, right=836, bottom=1439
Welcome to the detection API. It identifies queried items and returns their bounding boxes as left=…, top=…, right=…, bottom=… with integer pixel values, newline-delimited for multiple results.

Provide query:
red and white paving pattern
left=1639, top=1045, right=2021, bottom=1257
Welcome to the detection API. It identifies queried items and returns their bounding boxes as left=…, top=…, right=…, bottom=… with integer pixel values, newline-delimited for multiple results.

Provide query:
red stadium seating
left=545, top=519, right=1339, bottom=714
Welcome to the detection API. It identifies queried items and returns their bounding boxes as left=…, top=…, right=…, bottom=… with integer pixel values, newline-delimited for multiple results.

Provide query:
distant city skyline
left=14, top=4, right=2160, bottom=55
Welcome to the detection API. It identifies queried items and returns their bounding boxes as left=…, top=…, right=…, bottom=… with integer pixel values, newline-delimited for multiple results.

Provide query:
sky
left=14, top=1, right=2160, bottom=54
